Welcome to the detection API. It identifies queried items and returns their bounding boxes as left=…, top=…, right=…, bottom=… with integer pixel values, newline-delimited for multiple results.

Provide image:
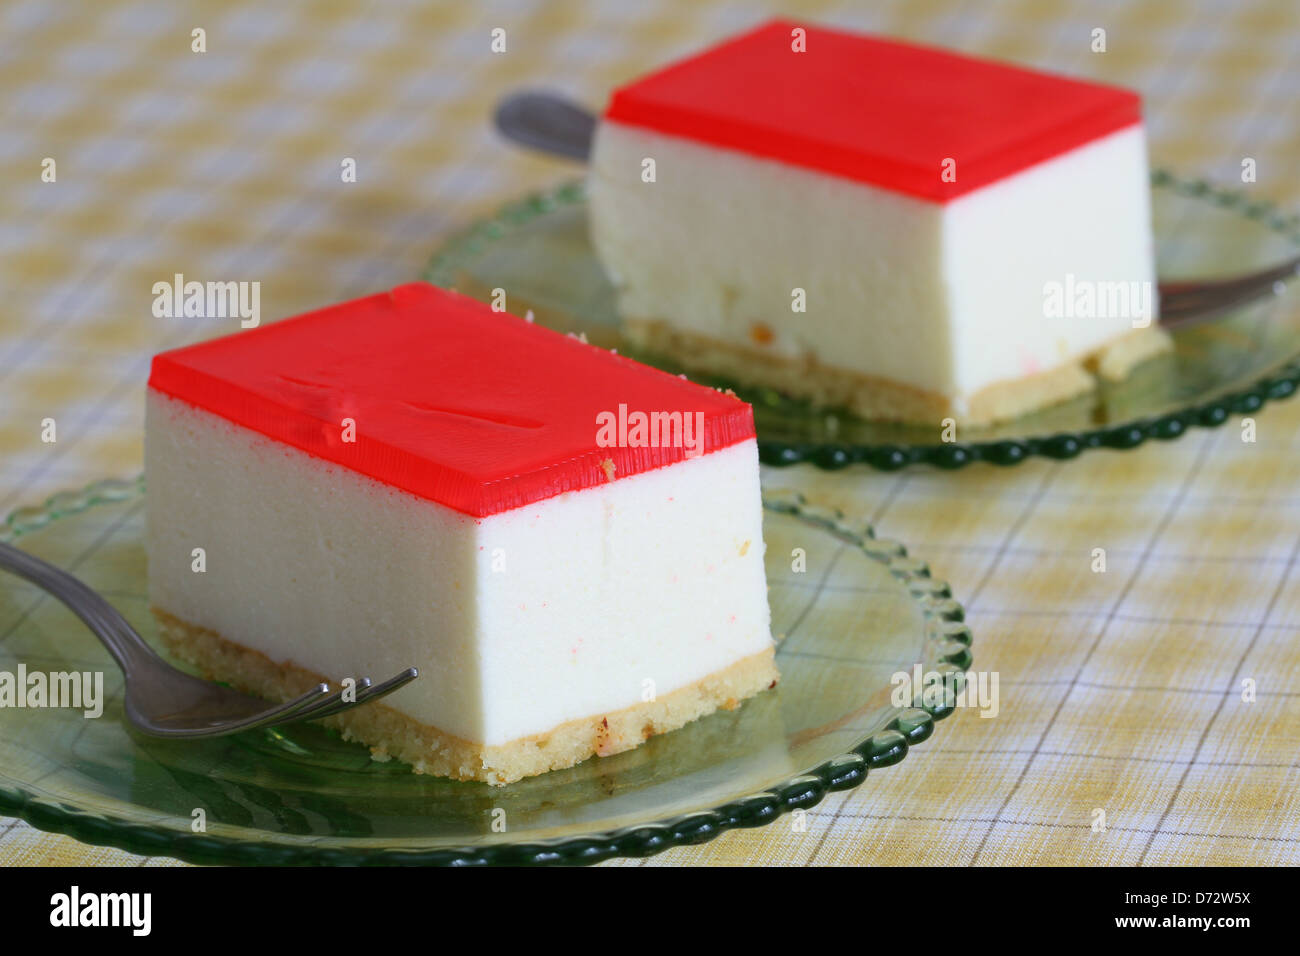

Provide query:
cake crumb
left=594, top=716, right=617, bottom=756
left=739, top=539, right=751, bottom=556
left=599, top=458, right=616, bottom=481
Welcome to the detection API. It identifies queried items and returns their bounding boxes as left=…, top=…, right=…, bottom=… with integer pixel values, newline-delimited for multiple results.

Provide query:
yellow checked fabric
left=2, top=0, right=1298, bottom=866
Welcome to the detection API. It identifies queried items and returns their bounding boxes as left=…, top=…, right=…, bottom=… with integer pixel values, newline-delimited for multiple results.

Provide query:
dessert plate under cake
left=425, top=170, right=1300, bottom=469
left=0, top=479, right=968, bottom=865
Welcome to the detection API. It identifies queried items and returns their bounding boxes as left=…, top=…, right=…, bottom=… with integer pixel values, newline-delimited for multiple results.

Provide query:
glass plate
left=0, top=478, right=971, bottom=866
left=423, top=170, right=1300, bottom=470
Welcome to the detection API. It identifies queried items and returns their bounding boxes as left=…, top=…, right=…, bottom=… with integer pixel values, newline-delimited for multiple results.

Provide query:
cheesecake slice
left=588, top=20, right=1170, bottom=427
left=145, top=282, right=777, bottom=785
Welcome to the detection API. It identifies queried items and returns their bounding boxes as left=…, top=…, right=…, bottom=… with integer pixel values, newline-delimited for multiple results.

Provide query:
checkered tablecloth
left=2, top=0, right=1298, bottom=866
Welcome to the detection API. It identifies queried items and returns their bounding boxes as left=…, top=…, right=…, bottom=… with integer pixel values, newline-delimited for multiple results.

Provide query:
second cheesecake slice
left=588, top=19, right=1169, bottom=426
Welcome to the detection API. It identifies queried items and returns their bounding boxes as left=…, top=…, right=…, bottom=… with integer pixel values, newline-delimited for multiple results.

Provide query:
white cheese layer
left=145, top=391, right=773, bottom=747
left=588, top=121, right=1156, bottom=407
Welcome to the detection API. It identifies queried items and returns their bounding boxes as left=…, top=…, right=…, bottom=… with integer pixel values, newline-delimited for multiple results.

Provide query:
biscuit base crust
left=153, top=608, right=780, bottom=785
left=623, top=319, right=1173, bottom=427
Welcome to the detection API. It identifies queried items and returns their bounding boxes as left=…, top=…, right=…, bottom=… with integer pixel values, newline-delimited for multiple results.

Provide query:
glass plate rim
left=422, top=169, right=1300, bottom=473
left=0, top=477, right=971, bottom=866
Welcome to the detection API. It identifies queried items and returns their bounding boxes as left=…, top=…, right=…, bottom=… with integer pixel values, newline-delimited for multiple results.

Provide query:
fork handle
left=494, top=90, right=596, bottom=161
left=0, top=540, right=163, bottom=676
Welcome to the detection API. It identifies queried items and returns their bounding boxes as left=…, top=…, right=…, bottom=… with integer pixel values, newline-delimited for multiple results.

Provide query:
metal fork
left=0, top=540, right=418, bottom=738
left=494, top=89, right=1300, bottom=328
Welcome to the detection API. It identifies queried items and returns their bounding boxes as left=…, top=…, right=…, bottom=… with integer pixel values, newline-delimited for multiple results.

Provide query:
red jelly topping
left=604, top=19, right=1141, bottom=202
left=148, top=283, right=755, bottom=517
